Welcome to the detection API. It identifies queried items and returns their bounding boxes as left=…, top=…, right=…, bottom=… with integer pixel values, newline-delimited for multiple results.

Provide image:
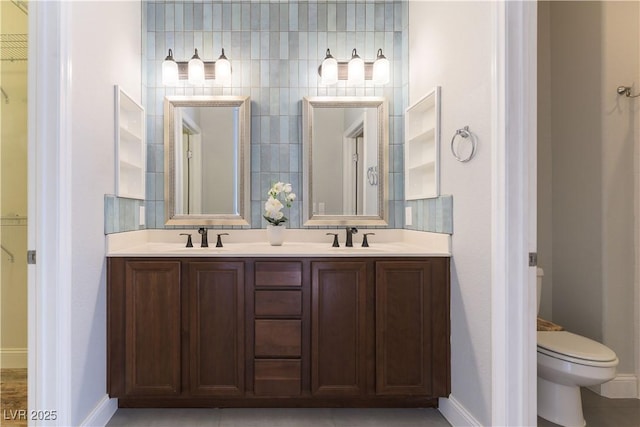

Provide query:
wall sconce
left=318, top=48, right=390, bottom=85
left=162, top=48, right=232, bottom=85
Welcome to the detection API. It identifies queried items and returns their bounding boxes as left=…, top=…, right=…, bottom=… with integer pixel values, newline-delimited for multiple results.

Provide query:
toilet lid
left=537, top=331, right=617, bottom=363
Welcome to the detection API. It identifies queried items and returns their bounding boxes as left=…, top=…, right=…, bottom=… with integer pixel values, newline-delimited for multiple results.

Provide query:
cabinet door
left=188, top=261, right=245, bottom=396
left=311, top=261, right=367, bottom=396
left=376, top=260, right=439, bottom=396
left=124, top=260, right=181, bottom=396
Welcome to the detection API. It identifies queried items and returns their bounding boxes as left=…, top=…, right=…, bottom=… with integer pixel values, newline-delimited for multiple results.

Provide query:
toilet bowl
left=536, top=269, right=619, bottom=427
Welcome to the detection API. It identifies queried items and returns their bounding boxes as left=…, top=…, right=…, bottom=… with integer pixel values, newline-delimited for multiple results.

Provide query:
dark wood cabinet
left=108, top=259, right=245, bottom=399
left=187, top=261, right=245, bottom=396
left=252, top=261, right=304, bottom=397
left=108, top=260, right=182, bottom=397
left=107, top=256, right=450, bottom=408
left=375, top=260, right=449, bottom=396
left=311, top=261, right=367, bottom=396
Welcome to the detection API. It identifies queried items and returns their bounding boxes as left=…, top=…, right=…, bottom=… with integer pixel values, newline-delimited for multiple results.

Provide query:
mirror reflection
left=164, top=96, right=250, bottom=226
left=302, top=96, right=388, bottom=226
left=312, top=107, right=379, bottom=216
left=176, top=106, right=237, bottom=215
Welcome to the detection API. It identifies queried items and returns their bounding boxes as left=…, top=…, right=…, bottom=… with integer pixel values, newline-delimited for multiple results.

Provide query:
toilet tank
left=536, top=267, right=544, bottom=315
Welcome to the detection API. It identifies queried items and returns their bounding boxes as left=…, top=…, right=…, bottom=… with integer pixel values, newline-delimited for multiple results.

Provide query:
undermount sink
left=328, top=246, right=385, bottom=253
left=176, top=246, right=229, bottom=253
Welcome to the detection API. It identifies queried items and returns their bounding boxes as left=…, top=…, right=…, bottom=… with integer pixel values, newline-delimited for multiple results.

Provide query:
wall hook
left=616, top=86, right=640, bottom=98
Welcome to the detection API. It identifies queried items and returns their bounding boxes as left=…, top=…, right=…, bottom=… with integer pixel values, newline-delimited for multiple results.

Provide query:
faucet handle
left=216, top=233, right=229, bottom=248
left=179, top=233, right=193, bottom=248
left=362, top=232, right=375, bottom=247
left=326, top=233, right=340, bottom=247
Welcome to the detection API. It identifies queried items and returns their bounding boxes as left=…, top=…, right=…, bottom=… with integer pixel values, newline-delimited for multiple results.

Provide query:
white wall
left=538, top=0, right=637, bottom=376
left=69, top=1, right=141, bottom=424
left=409, top=1, right=494, bottom=424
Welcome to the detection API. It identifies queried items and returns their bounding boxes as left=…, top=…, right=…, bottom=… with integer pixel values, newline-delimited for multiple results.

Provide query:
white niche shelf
left=405, top=86, right=441, bottom=200
left=115, top=86, right=145, bottom=200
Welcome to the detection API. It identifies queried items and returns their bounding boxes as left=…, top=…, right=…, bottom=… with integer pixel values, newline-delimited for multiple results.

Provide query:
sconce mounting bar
left=317, top=62, right=375, bottom=80
left=176, top=62, right=217, bottom=80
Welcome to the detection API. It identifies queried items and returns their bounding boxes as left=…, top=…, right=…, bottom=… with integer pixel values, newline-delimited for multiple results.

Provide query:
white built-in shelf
left=405, top=86, right=440, bottom=200
left=115, top=86, right=145, bottom=200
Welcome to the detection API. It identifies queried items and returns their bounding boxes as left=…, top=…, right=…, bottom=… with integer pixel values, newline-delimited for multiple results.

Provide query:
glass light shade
left=348, top=49, right=365, bottom=85
left=372, top=49, right=390, bottom=85
left=321, top=49, right=338, bottom=85
left=188, top=49, right=205, bottom=85
left=162, top=49, right=179, bottom=85
left=215, top=48, right=231, bottom=82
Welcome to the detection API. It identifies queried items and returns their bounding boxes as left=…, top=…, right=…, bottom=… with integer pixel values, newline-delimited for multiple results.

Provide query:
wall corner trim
left=438, top=395, right=482, bottom=427
left=79, top=395, right=118, bottom=427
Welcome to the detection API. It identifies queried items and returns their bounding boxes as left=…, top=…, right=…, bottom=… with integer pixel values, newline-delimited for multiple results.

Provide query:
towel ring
left=617, top=86, right=640, bottom=98
left=450, top=126, right=476, bottom=162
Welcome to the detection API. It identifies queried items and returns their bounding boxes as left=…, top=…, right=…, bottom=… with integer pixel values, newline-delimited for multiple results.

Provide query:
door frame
left=28, top=1, right=73, bottom=425
left=491, top=1, right=538, bottom=426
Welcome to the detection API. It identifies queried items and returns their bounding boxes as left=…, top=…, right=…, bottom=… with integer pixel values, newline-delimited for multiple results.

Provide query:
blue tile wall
left=404, top=195, right=453, bottom=234
left=104, top=195, right=146, bottom=234
left=124, top=0, right=453, bottom=235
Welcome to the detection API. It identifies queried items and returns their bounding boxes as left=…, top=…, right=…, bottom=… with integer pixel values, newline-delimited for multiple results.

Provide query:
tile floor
left=106, top=407, right=451, bottom=427
left=538, top=388, right=640, bottom=427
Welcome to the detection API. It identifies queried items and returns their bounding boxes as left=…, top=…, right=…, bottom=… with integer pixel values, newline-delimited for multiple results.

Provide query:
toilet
left=536, top=268, right=619, bottom=427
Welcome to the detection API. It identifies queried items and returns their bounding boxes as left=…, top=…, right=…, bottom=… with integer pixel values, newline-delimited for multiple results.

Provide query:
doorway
left=0, top=0, right=28, bottom=424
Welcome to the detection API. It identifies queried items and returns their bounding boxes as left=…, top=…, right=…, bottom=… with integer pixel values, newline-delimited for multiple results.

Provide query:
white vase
left=266, top=224, right=286, bottom=246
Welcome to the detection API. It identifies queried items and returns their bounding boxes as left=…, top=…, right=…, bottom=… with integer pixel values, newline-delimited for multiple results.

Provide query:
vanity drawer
left=255, top=320, right=301, bottom=357
left=255, top=262, right=302, bottom=287
left=254, top=359, right=301, bottom=396
left=255, top=290, right=302, bottom=317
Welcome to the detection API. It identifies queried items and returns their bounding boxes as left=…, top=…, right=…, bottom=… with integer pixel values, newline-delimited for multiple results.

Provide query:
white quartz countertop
left=106, top=229, right=451, bottom=258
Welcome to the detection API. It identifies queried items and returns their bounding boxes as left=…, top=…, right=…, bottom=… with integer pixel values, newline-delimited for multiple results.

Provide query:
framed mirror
left=164, top=95, right=250, bottom=226
left=302, top=96, right=388, bottom=226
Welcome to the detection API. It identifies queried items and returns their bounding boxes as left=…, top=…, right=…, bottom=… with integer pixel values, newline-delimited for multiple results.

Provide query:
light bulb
left=188, top=48, right=205, bottom=85
left=320, top=49, right=338, bottom=85
left=162, top=49, right=179, bottom=85
left=215, top=48, right=231, bottom=82
left=348, top=48, right=365, bottom=85
left=372, top=48, right=390, bottom=85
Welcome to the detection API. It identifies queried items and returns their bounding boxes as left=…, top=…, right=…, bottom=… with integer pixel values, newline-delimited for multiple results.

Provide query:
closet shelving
left=115, top=86, right=145, bottom=200
left=404, top=86, right=441, bottom=200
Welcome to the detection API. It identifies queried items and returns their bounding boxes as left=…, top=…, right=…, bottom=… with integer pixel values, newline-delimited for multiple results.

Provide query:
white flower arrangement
left=263, top=182, right=296, bottom=226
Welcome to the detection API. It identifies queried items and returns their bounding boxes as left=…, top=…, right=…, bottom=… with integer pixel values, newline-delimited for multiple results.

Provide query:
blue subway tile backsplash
left=105, top=0, right=452, bottom=235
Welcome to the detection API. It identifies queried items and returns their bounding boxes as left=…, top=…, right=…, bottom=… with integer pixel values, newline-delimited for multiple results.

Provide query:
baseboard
left=588, top=374, right=638, bottom=399
left=438, top=395, right=482, bottom=427
left=0, top=348, right=27, bottom=369
left=80, top=394, right=117, bottom=427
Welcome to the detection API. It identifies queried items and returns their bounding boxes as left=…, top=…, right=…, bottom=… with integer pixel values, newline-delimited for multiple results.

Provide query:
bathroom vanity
left=106, top=230, right=451, bottom=408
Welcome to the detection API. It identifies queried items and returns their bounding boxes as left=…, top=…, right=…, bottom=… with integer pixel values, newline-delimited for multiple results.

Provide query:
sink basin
left=328, top=247, right=385, bottom=253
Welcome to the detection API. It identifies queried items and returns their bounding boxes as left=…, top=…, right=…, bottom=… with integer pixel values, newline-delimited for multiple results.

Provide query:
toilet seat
left=537, top=331, right=618, bottom=367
